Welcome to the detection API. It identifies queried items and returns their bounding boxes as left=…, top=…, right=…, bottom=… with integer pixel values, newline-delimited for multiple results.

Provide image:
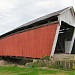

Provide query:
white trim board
left=50, top=24, right=60, bottom=56
left=70, top=28, right=75, bottom=53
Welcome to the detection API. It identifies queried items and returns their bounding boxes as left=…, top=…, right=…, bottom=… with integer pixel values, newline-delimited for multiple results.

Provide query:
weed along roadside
left=0, top=56, right=75, bottom=75
left=25, top=56, right=75, bottom=70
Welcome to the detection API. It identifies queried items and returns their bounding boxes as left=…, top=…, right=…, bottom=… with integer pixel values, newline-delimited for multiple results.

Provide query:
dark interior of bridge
left=55, top=21, right=74, bottom=54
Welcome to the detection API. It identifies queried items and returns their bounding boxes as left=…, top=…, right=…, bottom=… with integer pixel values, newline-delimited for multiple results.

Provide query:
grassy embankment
left=0, top=66, right=75, bottom=75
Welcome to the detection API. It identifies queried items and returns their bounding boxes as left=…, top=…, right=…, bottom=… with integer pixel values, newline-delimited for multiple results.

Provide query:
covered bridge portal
left=0, top=7, right=75, bottom=58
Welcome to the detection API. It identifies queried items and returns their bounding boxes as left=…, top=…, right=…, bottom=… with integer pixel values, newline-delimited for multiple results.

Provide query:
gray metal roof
left=17, top=7, right=71, bottom=29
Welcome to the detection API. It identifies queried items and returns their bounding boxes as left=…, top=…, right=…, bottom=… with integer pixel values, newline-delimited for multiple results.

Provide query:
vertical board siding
left=0, top=24, right=58, bottom=58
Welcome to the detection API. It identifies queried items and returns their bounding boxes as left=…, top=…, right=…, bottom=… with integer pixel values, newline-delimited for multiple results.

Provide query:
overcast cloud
left=0, top=0, right=74, bottom=35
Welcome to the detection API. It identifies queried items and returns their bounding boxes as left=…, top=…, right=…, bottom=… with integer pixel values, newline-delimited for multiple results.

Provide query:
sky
left=0, top=0, right=75, bottom=35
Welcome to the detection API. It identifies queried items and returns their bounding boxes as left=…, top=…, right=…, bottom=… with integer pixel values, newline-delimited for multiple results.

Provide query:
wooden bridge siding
left=0, top=24, right=58, bottom=58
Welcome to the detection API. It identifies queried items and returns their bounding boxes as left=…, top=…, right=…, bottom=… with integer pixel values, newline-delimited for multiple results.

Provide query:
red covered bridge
left=0, top=7, right=75, bottom=58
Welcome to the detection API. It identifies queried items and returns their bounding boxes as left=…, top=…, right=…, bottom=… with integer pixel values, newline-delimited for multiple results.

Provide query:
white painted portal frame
left=50, top=24, right=60, bottom=56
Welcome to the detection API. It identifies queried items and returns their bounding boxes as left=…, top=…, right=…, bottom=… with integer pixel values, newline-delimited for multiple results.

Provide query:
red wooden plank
left=0, top=23, right=58, bottom=58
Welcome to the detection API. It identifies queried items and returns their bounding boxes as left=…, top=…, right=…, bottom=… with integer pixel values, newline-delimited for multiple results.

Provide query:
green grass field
left=0, top=66, right=75, bottom=75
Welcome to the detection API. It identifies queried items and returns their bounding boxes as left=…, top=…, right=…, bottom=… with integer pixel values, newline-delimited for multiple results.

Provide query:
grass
left=0, top=66, right=75, bottom=75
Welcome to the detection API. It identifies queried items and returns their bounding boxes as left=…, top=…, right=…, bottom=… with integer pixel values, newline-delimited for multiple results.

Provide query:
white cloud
left=0, top=0, right=74, bottom=35
left=0, top=0, right=18, bottom=13
left=74, top=0, right=75, bottom=10
left=35, top=0, right=56, bottom=8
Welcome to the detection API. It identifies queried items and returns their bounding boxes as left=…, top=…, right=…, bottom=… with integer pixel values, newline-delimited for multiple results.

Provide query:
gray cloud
left=0, top=0, right=74, bottom=35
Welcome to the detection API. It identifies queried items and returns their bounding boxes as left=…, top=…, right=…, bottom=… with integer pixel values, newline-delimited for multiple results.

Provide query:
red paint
left=0, top=24, right=58, bottom=58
